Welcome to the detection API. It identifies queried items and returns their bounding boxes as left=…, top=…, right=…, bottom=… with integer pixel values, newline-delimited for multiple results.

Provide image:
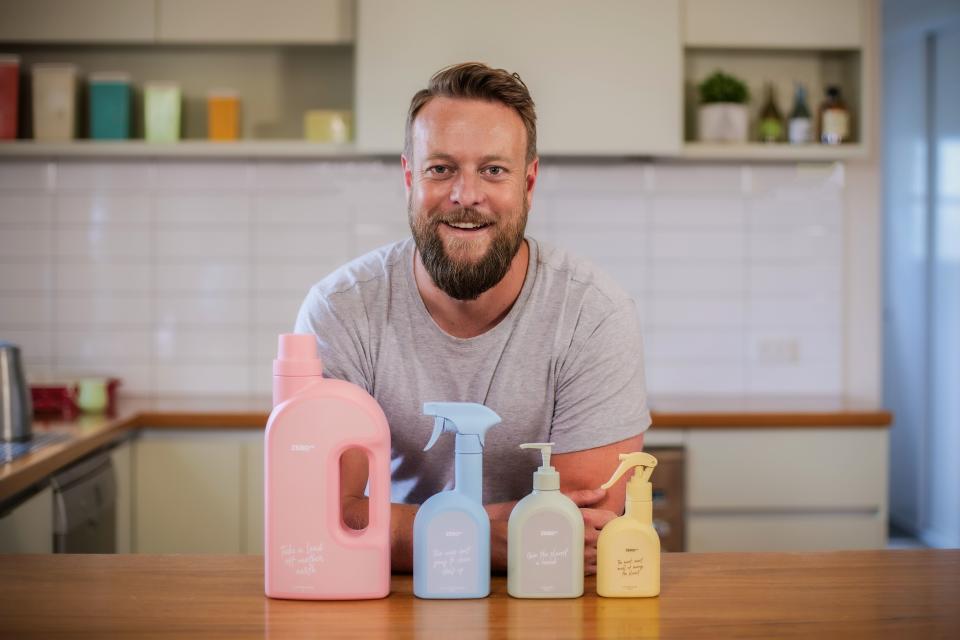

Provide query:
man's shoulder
left=533, top=238, right=633, bottom=313
left=309, top=238, right=412, bottom=302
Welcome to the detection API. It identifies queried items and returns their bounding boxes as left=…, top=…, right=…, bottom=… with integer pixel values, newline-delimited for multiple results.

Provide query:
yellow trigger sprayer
left=596, top=452, right=660, bottom=597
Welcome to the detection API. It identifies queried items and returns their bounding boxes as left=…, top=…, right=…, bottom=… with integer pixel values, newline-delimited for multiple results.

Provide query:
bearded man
left=295, top=62, right=650, bottom=574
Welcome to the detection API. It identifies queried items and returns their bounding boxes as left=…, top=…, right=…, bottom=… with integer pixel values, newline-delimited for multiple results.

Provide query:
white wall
left=0, top=157, right=862, bottom=400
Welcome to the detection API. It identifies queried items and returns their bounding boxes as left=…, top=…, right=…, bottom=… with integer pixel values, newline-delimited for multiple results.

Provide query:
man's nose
left=449, top=172, right=483, bottom=208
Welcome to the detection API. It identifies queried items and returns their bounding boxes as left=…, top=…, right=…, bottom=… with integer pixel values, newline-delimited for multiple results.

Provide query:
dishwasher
left=50, top=449, right=116, bottom=553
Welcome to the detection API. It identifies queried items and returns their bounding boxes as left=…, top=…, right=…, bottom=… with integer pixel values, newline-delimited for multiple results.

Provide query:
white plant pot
left=697, top=103, right=749, bottom=143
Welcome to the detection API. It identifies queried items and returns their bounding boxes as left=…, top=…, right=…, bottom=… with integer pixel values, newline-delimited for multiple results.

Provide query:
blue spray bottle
left=413, top=402, right=501, bottom=599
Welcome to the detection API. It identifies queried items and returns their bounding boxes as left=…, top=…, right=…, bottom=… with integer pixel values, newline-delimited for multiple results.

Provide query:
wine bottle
left=819, top=86, right=850, bottom=144
left=788, top=83, right=811, bottom=144
left=758, top=83, right=784, bottom=143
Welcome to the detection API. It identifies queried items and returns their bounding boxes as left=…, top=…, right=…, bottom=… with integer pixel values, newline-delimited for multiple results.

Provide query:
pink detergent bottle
left=265, top=333, right=391, bottom=600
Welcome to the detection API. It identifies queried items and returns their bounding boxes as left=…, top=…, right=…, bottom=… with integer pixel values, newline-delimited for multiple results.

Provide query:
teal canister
left=88, top=72, right=131, bottom=140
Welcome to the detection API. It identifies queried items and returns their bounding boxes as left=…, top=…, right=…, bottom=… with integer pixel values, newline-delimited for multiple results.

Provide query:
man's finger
left=581, top=507, right=618, bottom=531
left=567, top=488, right=606, bottom=508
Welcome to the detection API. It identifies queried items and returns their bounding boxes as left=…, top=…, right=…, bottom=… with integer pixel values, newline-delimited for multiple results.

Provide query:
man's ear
left=401, top=154, right=413, bottom=196
left=525, top=156, right=540, bottom=207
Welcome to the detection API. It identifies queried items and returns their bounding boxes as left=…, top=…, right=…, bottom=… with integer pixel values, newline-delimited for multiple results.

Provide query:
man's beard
left=409, top=201, right=528, bottom=301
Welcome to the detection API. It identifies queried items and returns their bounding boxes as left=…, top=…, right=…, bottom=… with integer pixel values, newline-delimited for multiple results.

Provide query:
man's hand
left=566, top=488, right=618, bottom=575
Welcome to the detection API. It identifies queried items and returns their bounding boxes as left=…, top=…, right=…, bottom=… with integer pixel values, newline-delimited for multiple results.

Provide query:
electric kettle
left=1, top=341, right=32, bottom=442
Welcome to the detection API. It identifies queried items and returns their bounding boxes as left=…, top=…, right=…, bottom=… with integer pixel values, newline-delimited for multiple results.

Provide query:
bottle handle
left=327, top=441, right=390, bottom=549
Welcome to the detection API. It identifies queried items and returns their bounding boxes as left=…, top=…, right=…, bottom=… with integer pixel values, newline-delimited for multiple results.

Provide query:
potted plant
left=697, top=71, right=750, bottom=143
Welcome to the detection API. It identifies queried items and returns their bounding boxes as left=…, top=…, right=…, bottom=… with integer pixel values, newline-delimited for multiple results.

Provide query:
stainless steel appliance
left=51, top=450, right=116, bottom=553
left=0, top=342, right=32, bottom=442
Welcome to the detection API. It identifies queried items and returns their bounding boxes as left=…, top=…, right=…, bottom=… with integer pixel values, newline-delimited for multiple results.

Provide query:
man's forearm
left=342, top=497, right=418, bottom=572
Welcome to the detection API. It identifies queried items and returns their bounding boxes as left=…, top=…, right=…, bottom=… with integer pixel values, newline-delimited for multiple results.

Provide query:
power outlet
left=755, top=337, right=800, bottom=364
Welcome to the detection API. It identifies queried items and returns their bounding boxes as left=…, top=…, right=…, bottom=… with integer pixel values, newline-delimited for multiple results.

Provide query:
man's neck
left=413, top=240, right=530, bottom=339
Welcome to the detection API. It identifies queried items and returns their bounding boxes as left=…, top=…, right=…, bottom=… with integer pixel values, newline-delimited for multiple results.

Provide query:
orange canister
left=207, top=89, right=239, bottom=141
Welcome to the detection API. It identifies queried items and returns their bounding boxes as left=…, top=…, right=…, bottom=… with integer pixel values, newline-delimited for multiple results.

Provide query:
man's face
left=402, top=97, right=538, bottom=301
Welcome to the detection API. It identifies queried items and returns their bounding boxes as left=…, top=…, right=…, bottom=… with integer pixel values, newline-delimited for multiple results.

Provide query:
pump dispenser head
left=422, top=402, right=501, bottom=454
left=600, top=452, right=658, bottom=502
left=520, top=442, right=560, bottom=491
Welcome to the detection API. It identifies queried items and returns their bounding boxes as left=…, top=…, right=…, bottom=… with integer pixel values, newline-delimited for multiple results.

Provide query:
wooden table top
left=0, top=550, right=956, bottom=639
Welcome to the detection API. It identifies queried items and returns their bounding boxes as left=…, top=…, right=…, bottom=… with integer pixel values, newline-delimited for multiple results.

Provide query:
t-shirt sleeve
left=549, top=301, right=651, bottom=454
left=293, top=285, right=373, bottom=393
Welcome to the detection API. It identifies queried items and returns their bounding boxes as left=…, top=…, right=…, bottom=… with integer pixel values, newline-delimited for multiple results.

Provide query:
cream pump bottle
left=596, top=452, right=660, bottom=598
left=507, top=443, right=584, bottom=598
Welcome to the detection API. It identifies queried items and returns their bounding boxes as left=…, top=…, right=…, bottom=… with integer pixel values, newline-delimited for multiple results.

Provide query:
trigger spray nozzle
left=422, top=402, right=502, bottom=454
left=600, top=451, right=658, bottom=502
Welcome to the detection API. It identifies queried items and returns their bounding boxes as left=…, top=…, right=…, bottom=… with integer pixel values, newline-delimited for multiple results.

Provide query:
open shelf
left=680, top=142, right=866, bottom=162
left=0, top=139, right=366, bottom=159
left=684, top=47, right=866, bottom=158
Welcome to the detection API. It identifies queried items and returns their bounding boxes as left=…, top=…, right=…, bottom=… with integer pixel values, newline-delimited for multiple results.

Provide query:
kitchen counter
left=0, top=395, right=891, bottom=504
left=0, top=550, right=955, bottom=638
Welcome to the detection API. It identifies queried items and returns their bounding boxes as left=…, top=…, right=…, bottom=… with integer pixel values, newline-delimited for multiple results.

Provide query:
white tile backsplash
left=156, top=194, right=251, bottom=227
left=0, top=293, right=53, bottom=326
left=56, top=294, right=153, bottom=326
left=0, top=158, right=846, bottom=397
left=0, top=162, right=52, bottom=190
left=55, top=262, right=151, bottom=292
left=56, top=194, right=152, bottom=226
left=56, top=227, right=152, bottom=260
left=155, top=262, right=251, bottom=293
left=156, top=228, right=249, bottom=260
left=0, top=262, right=54, bottom=292
left=0, top=194, right=53, bottom=225
left=0, top=228, right=52, bottom=258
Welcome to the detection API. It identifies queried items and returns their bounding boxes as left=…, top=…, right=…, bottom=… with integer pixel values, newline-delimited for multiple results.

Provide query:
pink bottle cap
left=273, top=334, right=323, bottom=377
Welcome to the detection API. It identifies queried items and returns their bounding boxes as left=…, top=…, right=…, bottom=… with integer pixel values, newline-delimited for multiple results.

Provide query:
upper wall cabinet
left=0, top=0, right=156, bottom=43
left=683, top=0, right=863, bottom=49
left=355, top=0, right=681, bottom=155
left=156, top=0, right=354, bottom=44
left=0, top=0, right=354, bottom=45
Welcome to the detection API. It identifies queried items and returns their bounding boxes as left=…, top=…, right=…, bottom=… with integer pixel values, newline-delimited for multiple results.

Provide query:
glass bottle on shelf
left=819, top=86, right=850, bottom=144
left=787, top=83, right=812, bottom=144
left=758, top=82, right=784, bottom=143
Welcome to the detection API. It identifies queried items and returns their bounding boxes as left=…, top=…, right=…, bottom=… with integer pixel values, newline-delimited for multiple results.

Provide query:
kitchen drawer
left=686, top=429, right=887, bottom=510
left=688, top=511, right=885, bottom=551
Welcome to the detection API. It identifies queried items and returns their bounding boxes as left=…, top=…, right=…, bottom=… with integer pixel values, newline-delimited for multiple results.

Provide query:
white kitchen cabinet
left=355, top=0, right=682, bottom=155
left=134, top=430, right=244, bottom=554
left=684, top=428, right=888, bottom=551
left=156, top=0, right=354, bottom=44
left=111, top=439, right=133, bottom=553
left=0, top=486, right=53, bottom=553
left=683, top=0, right=864, bottom=49
left=0, top=0, right=155, bottom=43
left=132, top=429, right=265, bottom=554
left=244, top=437, right=264, bottom=554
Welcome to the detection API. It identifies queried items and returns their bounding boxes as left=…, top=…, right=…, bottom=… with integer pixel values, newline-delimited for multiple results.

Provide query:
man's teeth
left=447, top=222, right=486, bottom=229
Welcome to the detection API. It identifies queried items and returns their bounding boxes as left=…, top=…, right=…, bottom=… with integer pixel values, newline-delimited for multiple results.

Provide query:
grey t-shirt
left=294, top=236, right=651, bottom=505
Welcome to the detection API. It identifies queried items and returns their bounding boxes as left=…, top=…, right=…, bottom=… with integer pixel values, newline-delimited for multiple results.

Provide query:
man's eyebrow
left=479, top=154, right=513, bottom=164
left=422, top=153, right=514, bottom=164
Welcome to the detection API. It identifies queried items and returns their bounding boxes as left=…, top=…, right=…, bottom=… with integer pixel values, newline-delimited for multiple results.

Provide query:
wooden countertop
left=0, top=550, right=955, bottom=638
left=1, top=394, right=891, bottom=504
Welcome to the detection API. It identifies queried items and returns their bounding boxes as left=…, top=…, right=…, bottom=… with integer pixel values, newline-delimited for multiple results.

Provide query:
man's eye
left=428, top=166, right=449, bottom=175
left=485, top=166, right=505, bottom=176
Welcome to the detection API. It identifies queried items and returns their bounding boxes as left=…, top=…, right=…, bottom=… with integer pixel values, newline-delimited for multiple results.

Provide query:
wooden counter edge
left=1, top=406, right=892, bottom=505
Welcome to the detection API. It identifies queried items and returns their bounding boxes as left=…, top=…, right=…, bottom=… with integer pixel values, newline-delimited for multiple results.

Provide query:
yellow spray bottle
left=596, top=452, right=659, bottom=597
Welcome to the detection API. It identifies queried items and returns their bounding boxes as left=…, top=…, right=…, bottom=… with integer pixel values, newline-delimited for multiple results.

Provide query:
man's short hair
left=404, top=62, right=538, bottom=164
